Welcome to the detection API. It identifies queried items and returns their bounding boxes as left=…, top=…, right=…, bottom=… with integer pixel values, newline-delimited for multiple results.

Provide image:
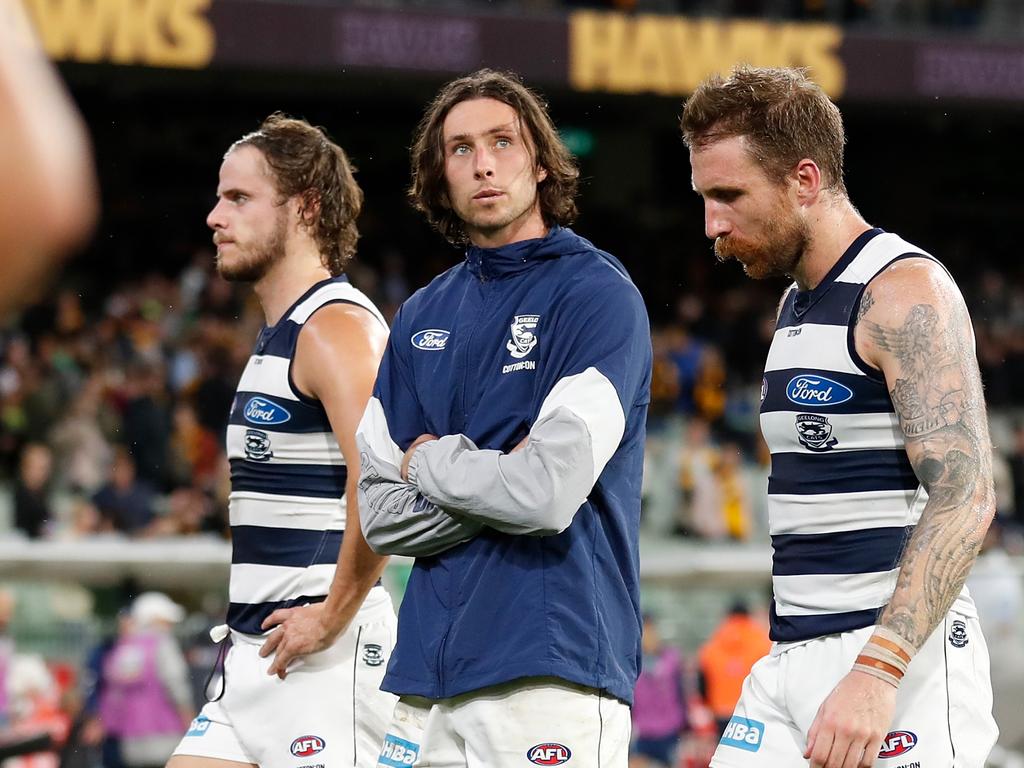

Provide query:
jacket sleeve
left=355, top=309, right=484, bottom=556
left=408, top=278, right=651, bottom=535
left=357, top=398, right=484, bottom=556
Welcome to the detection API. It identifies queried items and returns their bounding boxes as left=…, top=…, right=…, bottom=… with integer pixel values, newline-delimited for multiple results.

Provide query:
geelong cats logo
left=506, top=314, right=540, bottom=359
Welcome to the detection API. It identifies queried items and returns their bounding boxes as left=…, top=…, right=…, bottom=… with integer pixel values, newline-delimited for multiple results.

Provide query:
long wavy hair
left=232, top=113, right=363, bottom=275
left=409, top=69, right=579, bottom=245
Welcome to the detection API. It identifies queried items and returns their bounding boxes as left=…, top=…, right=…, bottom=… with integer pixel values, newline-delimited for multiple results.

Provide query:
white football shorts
left=711, top=608, right=997, bottom=767
left=174, top=586, right=398, bottom=768
left=376, top=676, right=631, bottom=768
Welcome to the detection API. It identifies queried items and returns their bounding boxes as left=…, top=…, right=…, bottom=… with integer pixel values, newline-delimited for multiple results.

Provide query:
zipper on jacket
left=457, top=278, right=490, bottom=428
left=436, top=624, right=450, bottom=696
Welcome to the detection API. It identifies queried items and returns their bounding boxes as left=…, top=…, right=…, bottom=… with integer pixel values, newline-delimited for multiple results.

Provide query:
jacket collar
left=465, top=226, right=575, bottom=280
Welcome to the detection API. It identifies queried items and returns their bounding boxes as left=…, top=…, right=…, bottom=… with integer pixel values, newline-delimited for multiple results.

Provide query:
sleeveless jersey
left=760, top=228, right=971, bottom=643
left=225, top=276, right=386, bottom=635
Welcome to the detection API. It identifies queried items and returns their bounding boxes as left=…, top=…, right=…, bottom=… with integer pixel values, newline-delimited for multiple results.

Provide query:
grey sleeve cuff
left=357, top=433, right=485, bottom=557
left=412, top=407, right=595, bottom=536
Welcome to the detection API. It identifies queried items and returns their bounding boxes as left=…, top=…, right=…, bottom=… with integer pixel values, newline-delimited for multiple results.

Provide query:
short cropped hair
left=681, top=66, right=847, bottom=195
left=232, top=113, right=363, bottom=275
left=409, top=69, right=579, bottom=245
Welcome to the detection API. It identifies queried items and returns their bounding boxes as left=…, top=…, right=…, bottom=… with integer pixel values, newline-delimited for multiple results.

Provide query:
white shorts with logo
left=173, top=586, right=398, bottom=768
left=375, top=677, right=631, bottom=768
left=711, top=610, right=997, bottom=767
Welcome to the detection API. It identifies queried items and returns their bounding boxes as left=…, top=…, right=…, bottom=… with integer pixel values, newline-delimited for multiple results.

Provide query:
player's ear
left=792, top=159, right=821, bottom=205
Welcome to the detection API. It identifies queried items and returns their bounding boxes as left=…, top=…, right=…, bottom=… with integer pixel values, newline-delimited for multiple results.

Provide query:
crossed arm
left=356, top=366, right=626, bottom=555
left=805, top=258, right=995, bottom=768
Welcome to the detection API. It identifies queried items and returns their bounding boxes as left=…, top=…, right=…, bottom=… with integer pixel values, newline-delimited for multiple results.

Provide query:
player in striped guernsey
left=170, top=115, right=397, bottom=768
left=683, top=67, right=997, bottom=768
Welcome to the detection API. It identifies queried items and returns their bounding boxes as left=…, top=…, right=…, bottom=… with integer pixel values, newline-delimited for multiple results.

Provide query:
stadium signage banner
left=568, top=12, right=845, bottom=98
left=22, top=0, right=1024, bottom=104
left=20, top=0, right=214, bottom=68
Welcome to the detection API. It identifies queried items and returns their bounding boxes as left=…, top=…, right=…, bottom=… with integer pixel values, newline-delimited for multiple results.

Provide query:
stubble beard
left=216, top=212, right=288, bottom=283
left=714, top=207, right=810, bottom=281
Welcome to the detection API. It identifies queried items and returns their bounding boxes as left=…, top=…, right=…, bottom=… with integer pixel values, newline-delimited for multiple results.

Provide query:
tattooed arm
left=858, top=260, right=994, bottom=648
left=804, top=258, right=995, bottom=768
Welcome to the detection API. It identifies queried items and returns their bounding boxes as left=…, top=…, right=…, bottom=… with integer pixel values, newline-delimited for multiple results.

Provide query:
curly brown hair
left=681, top=66, right=848, bottom=196
left=409, top=69, right=579, bottom=245
left=231, top=113, right=363, bottom=275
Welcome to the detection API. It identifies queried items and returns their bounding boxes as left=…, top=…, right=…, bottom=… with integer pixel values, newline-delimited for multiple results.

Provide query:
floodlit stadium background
left=2, top=0, right=1023, bottom=764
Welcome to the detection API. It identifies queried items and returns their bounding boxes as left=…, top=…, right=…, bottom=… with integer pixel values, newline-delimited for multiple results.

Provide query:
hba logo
left=379, top=734, right=419, bottom=766
left=527, top=743, right=571, bottom=765
left=290, top=736, right=325, bottom=757
left=720, top=716, right=764, bottom=752
left=878, top=730, right=917, bottom=758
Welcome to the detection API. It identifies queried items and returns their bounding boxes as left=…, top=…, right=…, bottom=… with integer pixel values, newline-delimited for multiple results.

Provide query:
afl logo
left=785, top=375, right=853, bottom=407
left=411, top=329, right=449, bottom=351
left=527, top=743, right=571, bottom=765
left=243, top=396, right=291, bottom=425
left=878, top=731, right=917, bottom=758
left=290, top=736, right=325, bottom=757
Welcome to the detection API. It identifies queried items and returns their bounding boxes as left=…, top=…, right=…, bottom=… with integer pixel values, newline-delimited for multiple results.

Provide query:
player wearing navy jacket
left=357, top=70, right=652, bottom=767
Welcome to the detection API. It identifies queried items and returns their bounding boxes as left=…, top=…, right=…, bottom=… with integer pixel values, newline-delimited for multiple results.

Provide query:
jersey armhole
left=846, top=252, right=940, bottom=382
left=288, top=298, right=387, bottom=405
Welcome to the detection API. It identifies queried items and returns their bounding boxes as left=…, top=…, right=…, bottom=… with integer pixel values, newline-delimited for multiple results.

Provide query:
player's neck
left=792, top=200, right=871, bottom=292
left=254, top=244, right=331, bottom=327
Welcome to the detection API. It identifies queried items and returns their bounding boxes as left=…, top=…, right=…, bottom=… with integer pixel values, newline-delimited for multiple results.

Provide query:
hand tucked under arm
left=358, top=430, right=485, bottom=556
left=407, top=406, right=597, bottom=536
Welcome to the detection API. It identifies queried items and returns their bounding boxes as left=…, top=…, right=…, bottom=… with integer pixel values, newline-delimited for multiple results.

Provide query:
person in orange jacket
left=697, top=601, right=771, bottom=736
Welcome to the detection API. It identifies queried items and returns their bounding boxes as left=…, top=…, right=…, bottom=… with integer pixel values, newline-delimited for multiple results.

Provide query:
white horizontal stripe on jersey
left=229, top=493, right=346, bottom=530
left=765, top=323, right=860, bottom=374
left=768, top=489, right=925, bottom=536
left=228, top=562, right=336, bottom=605
left=760, top=411, right=903, bottom=454
left=835, top=233, right=924, bottom=285
left=226, top=425, right=343, bottom=464
left=357, top=397, right=404, bottom=470
left=290, top=282, right=387, bottom=326
left=236, top=355, right=300, bottom=402
left=536, top=366, right=626, bottom=485
left=773, top=568, right=898, bottom=616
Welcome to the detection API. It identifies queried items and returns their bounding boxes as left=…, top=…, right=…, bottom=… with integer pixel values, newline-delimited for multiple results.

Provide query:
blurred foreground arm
left=0, top=14, right=97, bottom=312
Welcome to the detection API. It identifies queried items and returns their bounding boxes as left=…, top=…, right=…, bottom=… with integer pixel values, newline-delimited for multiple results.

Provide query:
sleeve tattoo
left=860, top=300, right=993, bottom=649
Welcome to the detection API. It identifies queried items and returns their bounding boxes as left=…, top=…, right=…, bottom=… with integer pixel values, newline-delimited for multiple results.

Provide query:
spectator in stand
left=1009, top=421, right=1024, bottom=532
left=13, top=443, right=54, bottom=539
left=92, top=447, right=156, bottom=535
left=121, top=362, right=172, bottom=491
left=631, top=614, right=689, bottom=768
left=99, top=593, right=194, bottom=768
left=697, top=601, right=771, bottom=736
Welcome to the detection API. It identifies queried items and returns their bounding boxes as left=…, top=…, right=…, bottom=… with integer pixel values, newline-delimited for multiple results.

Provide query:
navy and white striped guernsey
left=225, top=275, right=386, bottom=635
left=760, top=228, right=974, bottom=643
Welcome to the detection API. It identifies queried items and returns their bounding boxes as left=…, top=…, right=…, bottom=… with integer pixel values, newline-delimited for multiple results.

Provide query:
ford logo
left=785, top=374, right=853, bottom=407
left=411, top=329, right=450, bottom=351
left=243, top=396, right=291, bottom=425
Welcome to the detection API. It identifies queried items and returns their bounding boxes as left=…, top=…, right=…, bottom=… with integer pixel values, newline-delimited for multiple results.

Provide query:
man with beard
left=356, top=69, right=652, bottom=767
left=169, top=114, right=397, bottom=768
left=681, top=66, right=997, bottom=768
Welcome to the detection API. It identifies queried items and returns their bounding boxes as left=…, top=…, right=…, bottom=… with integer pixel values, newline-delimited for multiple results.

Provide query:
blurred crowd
left=2, top=252, right=1024, bottom=549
